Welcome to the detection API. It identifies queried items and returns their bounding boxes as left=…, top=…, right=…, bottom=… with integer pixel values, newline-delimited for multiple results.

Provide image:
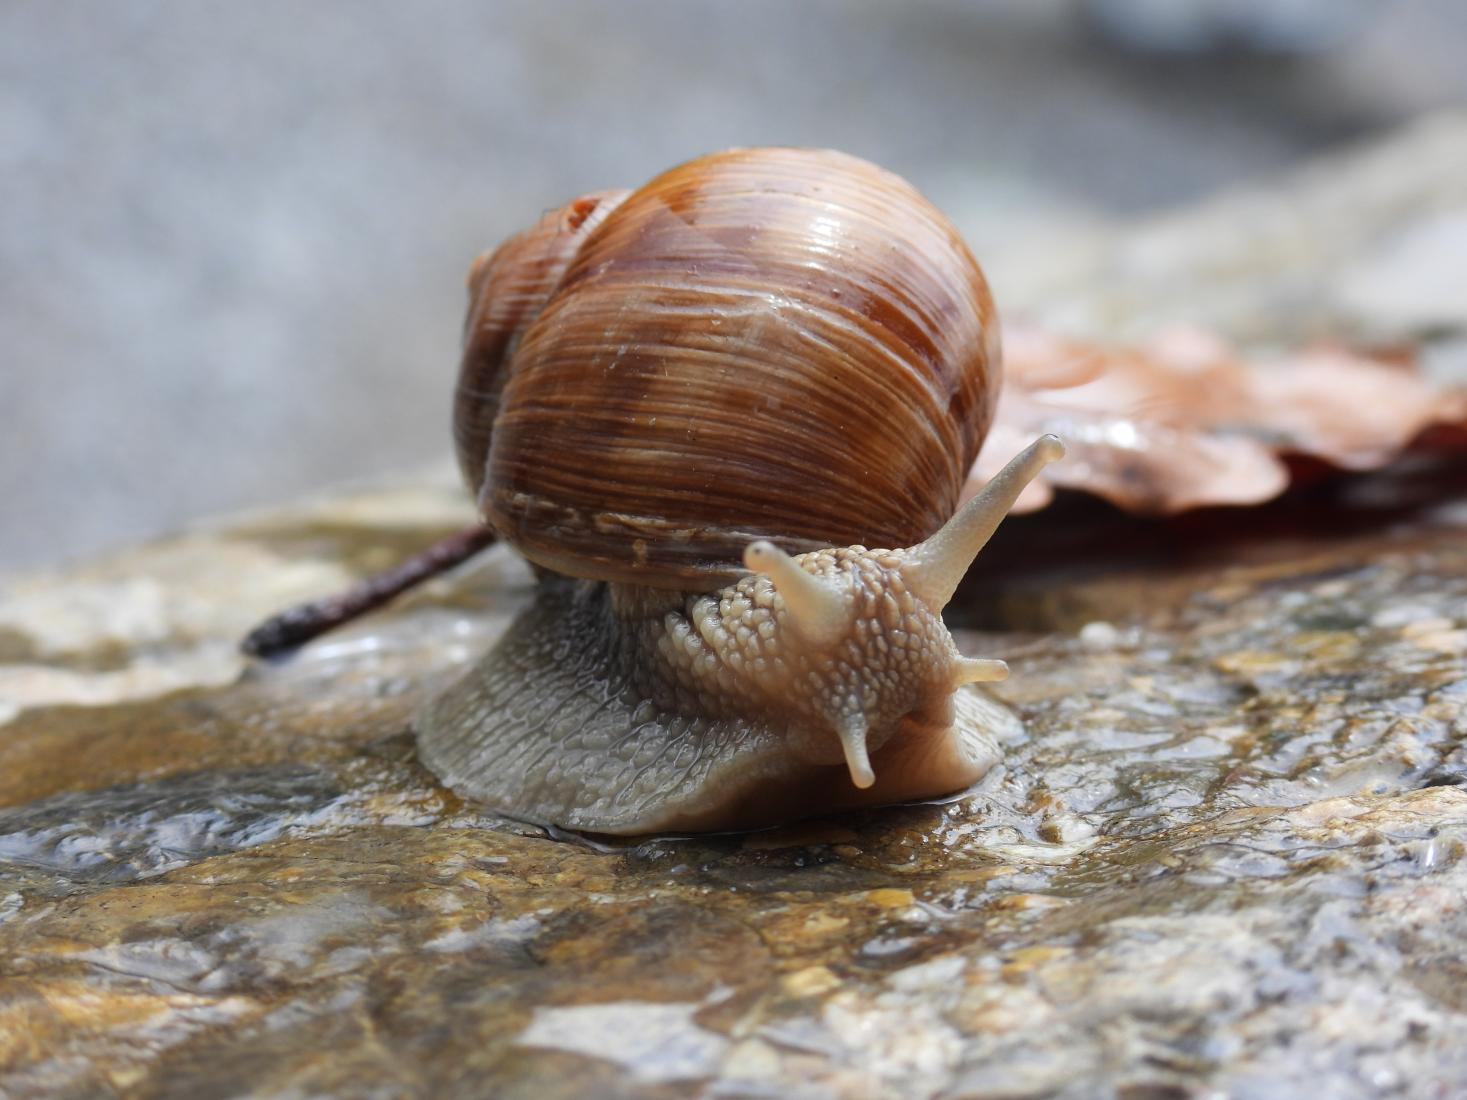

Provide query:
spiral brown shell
left=454, top=147, right=1001, bottom=588
left=454, top=188, right=631, bottom=493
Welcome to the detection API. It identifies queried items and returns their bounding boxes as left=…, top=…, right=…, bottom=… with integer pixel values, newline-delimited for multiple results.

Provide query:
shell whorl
left=453, top=189, right=630, bottom=495
left=454, top=147, right=1002, bottom=588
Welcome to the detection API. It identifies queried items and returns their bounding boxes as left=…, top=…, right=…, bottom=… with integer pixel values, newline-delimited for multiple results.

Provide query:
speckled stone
left=1, top=463, right=1465, bottom=1099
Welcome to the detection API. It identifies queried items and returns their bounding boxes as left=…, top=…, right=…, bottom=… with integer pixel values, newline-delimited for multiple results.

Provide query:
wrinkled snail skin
left=417, top=146, right=1061, bottom=835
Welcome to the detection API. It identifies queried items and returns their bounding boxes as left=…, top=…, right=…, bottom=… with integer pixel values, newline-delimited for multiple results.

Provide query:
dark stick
left=241, top=523, right=498, bottom=658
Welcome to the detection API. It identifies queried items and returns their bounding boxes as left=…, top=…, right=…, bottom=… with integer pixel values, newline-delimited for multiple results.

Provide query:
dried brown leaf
left=970, top=326, right=1467, bottom=514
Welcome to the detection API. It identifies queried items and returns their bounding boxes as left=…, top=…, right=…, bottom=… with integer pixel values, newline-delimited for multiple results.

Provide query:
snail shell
left=456, top=147, right=1000, bottom=586
left=419, top=147, right=1060, bottom=834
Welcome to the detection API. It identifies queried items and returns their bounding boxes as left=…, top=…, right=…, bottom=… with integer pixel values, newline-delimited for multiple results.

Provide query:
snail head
left=737, top=434, right=1066, bottom=790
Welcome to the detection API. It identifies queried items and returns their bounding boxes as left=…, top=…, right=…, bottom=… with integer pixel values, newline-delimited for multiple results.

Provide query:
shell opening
left=902, top=434, right=1066, bottom=609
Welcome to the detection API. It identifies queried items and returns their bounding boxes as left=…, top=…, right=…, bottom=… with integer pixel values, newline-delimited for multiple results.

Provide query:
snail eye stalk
left=900, top=434, right=1066, bottom=609
left=742, top=539, right=851, bottom=648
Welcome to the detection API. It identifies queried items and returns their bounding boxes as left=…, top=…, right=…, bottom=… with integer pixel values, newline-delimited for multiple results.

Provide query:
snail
left=408, top=147, right=1063, bottom=834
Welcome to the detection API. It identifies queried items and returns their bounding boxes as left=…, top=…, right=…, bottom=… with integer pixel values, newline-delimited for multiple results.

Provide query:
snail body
left=418, top=148, right=1061, bottom=834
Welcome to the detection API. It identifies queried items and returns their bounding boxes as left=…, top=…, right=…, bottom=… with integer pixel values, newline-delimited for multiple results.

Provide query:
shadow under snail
left=252, top=147, right=1065, bottom=835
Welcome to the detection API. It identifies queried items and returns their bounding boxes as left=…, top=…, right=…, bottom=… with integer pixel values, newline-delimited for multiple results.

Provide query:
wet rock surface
left=5, top=120, right=1467, bottom=1097
left=2, top=476, right=1464, bottom=1099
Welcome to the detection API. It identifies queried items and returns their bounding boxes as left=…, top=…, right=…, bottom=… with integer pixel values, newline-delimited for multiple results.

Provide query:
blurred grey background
left=3, top=0, right=1466, bottom=573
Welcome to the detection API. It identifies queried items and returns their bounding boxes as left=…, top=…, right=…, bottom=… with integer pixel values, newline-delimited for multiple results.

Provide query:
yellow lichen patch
left=744, top=905, right=852, bottom=960
left=1401, top=617, right=1456, bottom=638
left=0, top=991, right=55, bottom=1065
left=781, top=965, right=843, bottom=998
left=0, top=978, right=259, bottom=1071
left=988, top=893, right=1068, bottom=912
left=1289, top=630, right=1363, bottom=661
left=865, top=888, right=916, bottom=909
left=1401, top=622, right=1467, bottom=653
left=105, top=1064, right=152, bottom=1091
left=44, top=984, right=193, bottom=1031
left=801, top=911, right=852, bottom=936
left=1213, top=650, right=1296, bottom=678
left=1001, top=944, right=1073, bottom=978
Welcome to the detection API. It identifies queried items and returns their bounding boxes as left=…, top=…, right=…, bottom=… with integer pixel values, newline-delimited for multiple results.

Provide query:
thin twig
left=241, top=524, right=498, bottom=657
